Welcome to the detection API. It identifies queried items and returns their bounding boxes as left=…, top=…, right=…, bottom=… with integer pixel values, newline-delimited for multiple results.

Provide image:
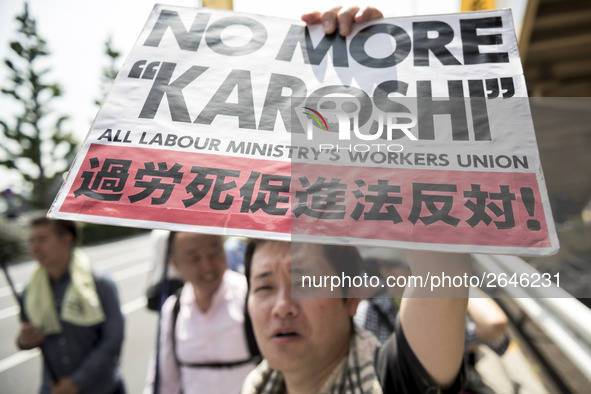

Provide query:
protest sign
left=49, top=5, right=558, bottom=255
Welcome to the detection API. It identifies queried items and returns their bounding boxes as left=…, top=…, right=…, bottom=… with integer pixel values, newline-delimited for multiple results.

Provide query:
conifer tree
left=0, top=3, right=77, bottom=208
left=94, top=36, right=121, bottom=107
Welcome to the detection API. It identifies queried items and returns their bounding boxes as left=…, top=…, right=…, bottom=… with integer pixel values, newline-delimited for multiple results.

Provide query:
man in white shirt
left=150, top=232, right=258, bottom=394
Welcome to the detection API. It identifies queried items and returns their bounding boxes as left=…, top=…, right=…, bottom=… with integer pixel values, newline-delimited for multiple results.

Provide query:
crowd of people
left=15, top=6, right=513, bottom=394
left=17, top=218, right=512, bottom=394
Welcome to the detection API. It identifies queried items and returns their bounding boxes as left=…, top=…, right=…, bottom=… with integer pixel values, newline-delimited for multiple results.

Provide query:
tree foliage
left=94, top=36, right=121, bottom=107
left=0, top=3, right=78, bottom=208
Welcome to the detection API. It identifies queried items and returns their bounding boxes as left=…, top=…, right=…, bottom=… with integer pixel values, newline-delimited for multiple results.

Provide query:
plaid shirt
left=241, top=326, right=382, bottom=394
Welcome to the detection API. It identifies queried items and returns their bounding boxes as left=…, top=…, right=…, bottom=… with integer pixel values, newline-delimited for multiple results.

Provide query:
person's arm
left=69, top=275, right=125, bottom=392
left=399, top=251, right=471, bottom=389
left=51, top=377, right=80, bottom=394
left=302, top=5, right=470, bottom=390
left=16, top=288, right=45, bottom=349
left=467, top=287, right=508, bottom=342
left=17, top=322, right=45, bottom=349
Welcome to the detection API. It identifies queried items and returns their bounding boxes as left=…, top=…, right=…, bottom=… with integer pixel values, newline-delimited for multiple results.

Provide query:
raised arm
left=301, top=5, right=471, bottom=389
left=400, top=250, right=471, bottom=388
left=467, top=287, right=508, bottom=342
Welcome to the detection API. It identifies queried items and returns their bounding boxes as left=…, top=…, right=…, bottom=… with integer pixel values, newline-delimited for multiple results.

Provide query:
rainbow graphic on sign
left=303, top=107, right=328, bottom=131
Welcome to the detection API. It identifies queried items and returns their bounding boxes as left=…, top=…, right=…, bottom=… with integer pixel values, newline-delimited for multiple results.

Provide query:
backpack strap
left=171, top=289, right=259, bottom=369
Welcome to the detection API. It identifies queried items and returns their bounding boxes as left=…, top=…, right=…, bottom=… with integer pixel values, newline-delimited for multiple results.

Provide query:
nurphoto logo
left=300, top=98, right=417, bottom=153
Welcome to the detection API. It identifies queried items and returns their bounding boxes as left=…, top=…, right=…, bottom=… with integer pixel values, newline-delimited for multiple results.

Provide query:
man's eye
left=254, top=286, right=272, bottom=293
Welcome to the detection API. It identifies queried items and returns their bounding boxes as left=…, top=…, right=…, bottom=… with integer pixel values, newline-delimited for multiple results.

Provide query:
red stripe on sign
left=290, top=163, right=550, bottom=248
left=60, top=144, right=292, bottom=233
left=59, top=144, right=550, bottom=249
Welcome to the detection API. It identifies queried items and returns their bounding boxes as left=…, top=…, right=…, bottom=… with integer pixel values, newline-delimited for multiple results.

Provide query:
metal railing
left=473, top=254, right=591, bottom=387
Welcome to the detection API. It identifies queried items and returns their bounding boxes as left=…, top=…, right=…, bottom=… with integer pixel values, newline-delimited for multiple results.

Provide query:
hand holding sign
left=49, top=5, right=558, bottom=256
left=301, top=6, right=384, bottom=36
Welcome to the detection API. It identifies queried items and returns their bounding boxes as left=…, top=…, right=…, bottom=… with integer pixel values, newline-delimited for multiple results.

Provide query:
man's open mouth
left=272, top=328, right=300, bottom=339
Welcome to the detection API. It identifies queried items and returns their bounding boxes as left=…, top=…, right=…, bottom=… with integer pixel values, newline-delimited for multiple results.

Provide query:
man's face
left=171, top=233, right=227, bottom=293
left=29, top=224, right=72, bottom=268
left=247, top=242, right=359, bottom=375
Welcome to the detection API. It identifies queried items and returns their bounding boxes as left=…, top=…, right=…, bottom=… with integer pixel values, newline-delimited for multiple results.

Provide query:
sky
left=0, top=0, right=526, bottom=197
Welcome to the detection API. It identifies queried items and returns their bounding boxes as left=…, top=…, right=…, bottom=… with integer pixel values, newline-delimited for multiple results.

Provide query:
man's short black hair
left=31, top=216, right=79, bottom=245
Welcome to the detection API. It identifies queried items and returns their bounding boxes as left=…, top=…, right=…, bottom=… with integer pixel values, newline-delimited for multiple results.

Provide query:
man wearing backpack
left=151, top=232, right=258, bottom=394
left=17, top=217, right=125, bottom=394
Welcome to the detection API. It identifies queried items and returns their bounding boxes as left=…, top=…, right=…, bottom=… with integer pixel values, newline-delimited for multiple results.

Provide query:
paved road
left=0, top=234, right=159, bottom=393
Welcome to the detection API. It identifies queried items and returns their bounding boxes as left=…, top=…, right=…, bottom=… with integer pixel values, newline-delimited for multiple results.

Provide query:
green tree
left=94, top=36, right=121, bottom=107
left=0, top=3, right=77, bottom=208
